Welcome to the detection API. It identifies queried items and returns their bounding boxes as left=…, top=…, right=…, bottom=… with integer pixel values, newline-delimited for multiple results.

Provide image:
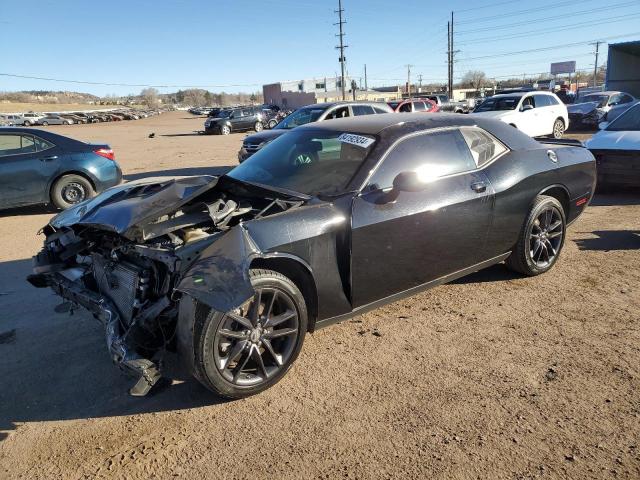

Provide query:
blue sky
left=1, top=0, right=639, bottom=96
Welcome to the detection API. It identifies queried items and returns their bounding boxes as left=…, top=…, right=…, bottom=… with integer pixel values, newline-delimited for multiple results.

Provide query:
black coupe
left=29, top=114, right=596, bottom=398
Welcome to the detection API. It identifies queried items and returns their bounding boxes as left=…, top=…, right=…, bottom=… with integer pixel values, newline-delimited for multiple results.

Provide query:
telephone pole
left=406, top=64, right=413, bottom=96
left=364, top=64, right=368, bottom=91
left=418, top=74, right=423, bottom=92
left=335, top=0, right=348, bottom=100
left=450, top=11, right=454, bottom=96
left=447, top=21, right=451, bottom=96
left=591, top=41, right=603, bottom=87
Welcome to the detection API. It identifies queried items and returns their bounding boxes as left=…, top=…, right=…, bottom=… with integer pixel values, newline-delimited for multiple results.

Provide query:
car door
left=229, top=109, right=244, bottom=131
left=518, top=95, right=543, bottom=137
left=324, top=105, right=350, bottom=120
left=533, top=95, right=554, bottom=135
left=351, top=105, right=376, bottom=117
left=350, top=128, right=495, bottom=307
left=0, top=133, right=59, bottom=208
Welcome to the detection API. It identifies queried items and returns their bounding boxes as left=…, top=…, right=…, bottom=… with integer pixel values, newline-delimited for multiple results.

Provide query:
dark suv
left=238, top=101, right=393, bottom=162
left=204, top=106, right=265, bottom=135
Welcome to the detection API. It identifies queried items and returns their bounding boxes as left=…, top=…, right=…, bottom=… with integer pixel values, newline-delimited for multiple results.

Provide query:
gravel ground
left=0, top=112, right=638, bottom=479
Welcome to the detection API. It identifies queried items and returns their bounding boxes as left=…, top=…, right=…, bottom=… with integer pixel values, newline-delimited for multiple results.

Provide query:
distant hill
left=0, top=90, right=101, bottom=104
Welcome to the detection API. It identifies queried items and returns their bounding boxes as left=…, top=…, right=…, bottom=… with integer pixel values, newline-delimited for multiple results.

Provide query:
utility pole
left=364, top=64, right=368, bottom=91
left=406, top=64, right=413, bottom=96
left=418, top=74, right=423, bottom=92
left=335, top=0, right=348, bottom=101
left=591, top=41, right=603, bottom=87
left=450, top=11, right=454, bottom=96
left=447, top=21, right=451, bottom=96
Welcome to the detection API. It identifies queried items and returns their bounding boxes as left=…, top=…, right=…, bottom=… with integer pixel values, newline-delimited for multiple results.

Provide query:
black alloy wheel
left=192, top=269, right=307, bottom=399
left=506, top=195, right=566, bottom=276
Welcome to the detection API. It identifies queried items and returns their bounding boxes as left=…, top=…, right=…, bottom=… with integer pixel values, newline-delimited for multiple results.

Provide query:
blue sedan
left=0, top=128, right=122, bottom=210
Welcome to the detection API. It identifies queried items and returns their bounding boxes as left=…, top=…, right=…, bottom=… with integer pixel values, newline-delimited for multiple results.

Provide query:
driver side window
left=325, top=106, right=350, bottom=120
left=522, top=96, right=535, bottom=109
left=367, top=129, right=476, bottom=190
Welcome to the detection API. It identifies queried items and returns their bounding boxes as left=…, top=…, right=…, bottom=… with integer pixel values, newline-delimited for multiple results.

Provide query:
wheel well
left=250, top=257, right=318, bottom=332
left=555, top=117, right=565, bottom=126
left=509, top=123, right=517, bottom=128
left=49, top=171, right=96, bottom=201
left=540, top=186, right=570, bottom=217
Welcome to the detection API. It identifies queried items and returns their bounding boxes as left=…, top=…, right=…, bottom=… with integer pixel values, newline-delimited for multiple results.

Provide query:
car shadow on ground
left=0, top=204, right=59, bottom=218
left=160, top=132, right=203, bottom=137
left=0, top=257, right=229, bottom=442
left=124, top=165, right=234, bottom=181
left=590, top=192, right=640, bottom=206
left=451, top=263, right=522, bottom=285
left=574, top=230, right=640, bottom=251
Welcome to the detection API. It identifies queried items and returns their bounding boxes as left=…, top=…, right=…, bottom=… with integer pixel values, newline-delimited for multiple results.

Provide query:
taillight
left=94, top=148, right=115, bottom=161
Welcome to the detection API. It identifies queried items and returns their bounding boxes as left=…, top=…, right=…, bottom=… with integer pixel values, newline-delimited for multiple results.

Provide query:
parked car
left=567, top=91, right=636, bottom=129
left=471, top=91, right=569, bottom=138
left=28, top=113, right=595, bottom=398
left=388, top=98, right=438, bottom=113
left=21, top=112, right=44, bottom=126
left=205, top=106, right=266, bottom=135
left=586, top=102, right=640, bottom=189
left=238, top=101, right=393, bottom=161
left=2, top=115, right=24, bottom=126
left=606, top=100, right=640, bottom=124
left=60, top=114, right=87, bottom=124
left=36, top=115, right=73, bottom=126
left=423, top=94, right=469, bottom=113
left=0, top=128, right=122, bottom=210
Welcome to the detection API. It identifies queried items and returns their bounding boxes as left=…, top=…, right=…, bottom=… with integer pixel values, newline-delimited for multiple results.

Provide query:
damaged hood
left=49, top=175, right=218, bottom=236
left=567, top=101, right=601, bottom=115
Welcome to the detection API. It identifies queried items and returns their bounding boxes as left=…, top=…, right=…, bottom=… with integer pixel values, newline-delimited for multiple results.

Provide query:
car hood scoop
left=49, top=175, right=218, bottom=238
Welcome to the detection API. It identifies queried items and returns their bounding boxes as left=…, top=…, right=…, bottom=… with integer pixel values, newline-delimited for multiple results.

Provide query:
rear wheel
left=192, top=269, right=307, bottom=399
left=41, top=121, right=48, bottom=126
left=254, top=121, right=264, bottom=132
left=552, top=118, right=565, bottom=139
left=51, top=174, right=95, bottom=210
left=268, top=119, right=277, bottom=129
left=506, top=195, right=566, bottom=276
left=23, top=121, right=30, bottom=126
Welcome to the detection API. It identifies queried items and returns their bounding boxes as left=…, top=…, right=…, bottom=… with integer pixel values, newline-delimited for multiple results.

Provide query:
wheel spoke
left=532, top=239, right=542, bottom=259
left=219, top=328, right=248, bottom=340
left=548, top=230, right=563, bottom=239
left=248, top=290, right=262, bottom=325
left=262, top=338, right=283, bottom=366
left=544, top=239, right=556, bottom=257
left=265, top=327, right=297, bottom=339
left=265, top=309, right=296, bottom=328
left=232, top=345, right=253, bottom=382
left=226, top=311, right=253, bottom=330
left=549, top=220, right=562, bottom=232
left=265, top=290, right=277, bottom=318
left=252, top=347, right=269, bottom=378
left=223, top=339, right=248, bottom=370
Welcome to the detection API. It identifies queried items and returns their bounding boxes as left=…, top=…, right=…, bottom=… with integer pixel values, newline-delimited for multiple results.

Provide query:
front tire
left=51, top=174, right=95, bottom=209
left=268, top=119, right=277, bottom=129
left=506, top=195, right=566, bottom=276
left=192, top=269, right=308, bottom=399
left=552, top=118, right=565, bottom=139
left=220, top=125, right=231, bottom=135
left=41, top=121, right=49, bottom=126
left=254, top=121, right=264, bottom=132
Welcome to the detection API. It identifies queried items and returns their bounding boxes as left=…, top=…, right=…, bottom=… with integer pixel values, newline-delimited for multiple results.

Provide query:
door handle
left=40, top=155, right=58, bottom=162
left=470, top=182, right=486, bottom=193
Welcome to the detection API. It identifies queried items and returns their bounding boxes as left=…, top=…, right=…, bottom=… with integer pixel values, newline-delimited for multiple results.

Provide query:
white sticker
left=337, top=133, right=375, bottom=149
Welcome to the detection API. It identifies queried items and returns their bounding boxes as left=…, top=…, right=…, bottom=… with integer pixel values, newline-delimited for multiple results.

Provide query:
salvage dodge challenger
left=28, top=114, right=596, bottom=398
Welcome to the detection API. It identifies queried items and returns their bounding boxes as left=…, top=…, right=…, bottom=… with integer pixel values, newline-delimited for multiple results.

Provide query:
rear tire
left=51, top=174, right=95, bottom=210
left=268, top=119, right=277, bottom=129
left=42, top=121, right=49, bottom=126
left=191, top=269, right=308, bottom=399
left=551, top=118, right=565, bottom=139
left=505, top=195, right=566, bottom=276
left=254, top=121, right=264, bottom=132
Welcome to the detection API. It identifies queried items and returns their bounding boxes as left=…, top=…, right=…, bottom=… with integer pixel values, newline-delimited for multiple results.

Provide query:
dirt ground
left=0, top=112, right=638, bottom=479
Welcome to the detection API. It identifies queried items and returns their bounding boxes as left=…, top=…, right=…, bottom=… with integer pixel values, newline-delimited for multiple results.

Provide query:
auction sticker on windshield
left=337, top=133, right=375, bottom=148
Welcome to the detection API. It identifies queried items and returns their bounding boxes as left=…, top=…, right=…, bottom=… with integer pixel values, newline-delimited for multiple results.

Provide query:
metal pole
left=593, top=41, right=601, bottom=87
left=335, top=0, right=347, bottom=101
left=406, top=64, right=412, bottom=96
left=447, top=21, right=451, bottom=96
left=450, top=11, right=454, bottom=96
left=364, top=64, right=368, bottom=91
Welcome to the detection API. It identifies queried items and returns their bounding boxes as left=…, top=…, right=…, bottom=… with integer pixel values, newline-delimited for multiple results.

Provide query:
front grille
left=243, top=142, right=262, bottom=152
left=92, top=254, right=140, bottom=325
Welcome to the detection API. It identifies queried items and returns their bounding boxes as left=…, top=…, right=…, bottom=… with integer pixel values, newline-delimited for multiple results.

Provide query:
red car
left=388, top=98, right=439, bottom=113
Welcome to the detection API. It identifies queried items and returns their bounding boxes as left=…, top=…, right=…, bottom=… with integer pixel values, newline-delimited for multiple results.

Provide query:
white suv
left=471, top=91, right=568, bottom=138
left=21, top=112, right=44, bottom=126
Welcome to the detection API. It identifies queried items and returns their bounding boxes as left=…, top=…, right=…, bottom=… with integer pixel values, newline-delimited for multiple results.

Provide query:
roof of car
left=303, top=101, right=391, bottom=109
left=295, top=112, right=541, bottom=150
left=491, top=91, right=557, bottom=98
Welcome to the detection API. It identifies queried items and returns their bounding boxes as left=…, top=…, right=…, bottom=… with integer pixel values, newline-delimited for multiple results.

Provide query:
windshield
left=582, top=94, right=608, bottom=107
left=276, top=107, right=325, bottom=129
left=474, top=96, right=520, bottom=112
left=607, top=103, right=640, bottom=131
left=226, top=129, right=375, bottom=196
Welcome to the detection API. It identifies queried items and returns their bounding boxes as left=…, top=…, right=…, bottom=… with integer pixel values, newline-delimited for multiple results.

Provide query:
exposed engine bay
left=29, top=176, right=304, bottom=396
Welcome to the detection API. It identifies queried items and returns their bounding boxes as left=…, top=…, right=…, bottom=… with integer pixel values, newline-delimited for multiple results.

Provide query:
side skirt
left=314, top=252, right=511, bottom=330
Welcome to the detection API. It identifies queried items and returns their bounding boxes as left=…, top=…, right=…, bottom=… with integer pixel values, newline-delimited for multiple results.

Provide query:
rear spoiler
left=539, top=138, right=584, bottom=147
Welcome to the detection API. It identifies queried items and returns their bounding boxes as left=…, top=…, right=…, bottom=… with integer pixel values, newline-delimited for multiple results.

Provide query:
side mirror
left=598, top=121, right=609, bottom=130
left=521, top=104, right=534, bottom=112
left=392, top=171, right=427, bottom=193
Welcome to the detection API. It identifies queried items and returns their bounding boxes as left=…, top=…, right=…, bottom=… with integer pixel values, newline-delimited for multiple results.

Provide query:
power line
left=456, top=12, right=640, bottom=46
left=0, top=73, right=261, bottom=89
left=454, top=0, right=516, bottom=13
left=456, top=0, right=599, bottom=24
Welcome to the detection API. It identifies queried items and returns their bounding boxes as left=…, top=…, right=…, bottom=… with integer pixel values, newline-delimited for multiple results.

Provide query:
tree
left=461, top=70, right=488, bottom=91
left=140, top=88, right=159, bottom=107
